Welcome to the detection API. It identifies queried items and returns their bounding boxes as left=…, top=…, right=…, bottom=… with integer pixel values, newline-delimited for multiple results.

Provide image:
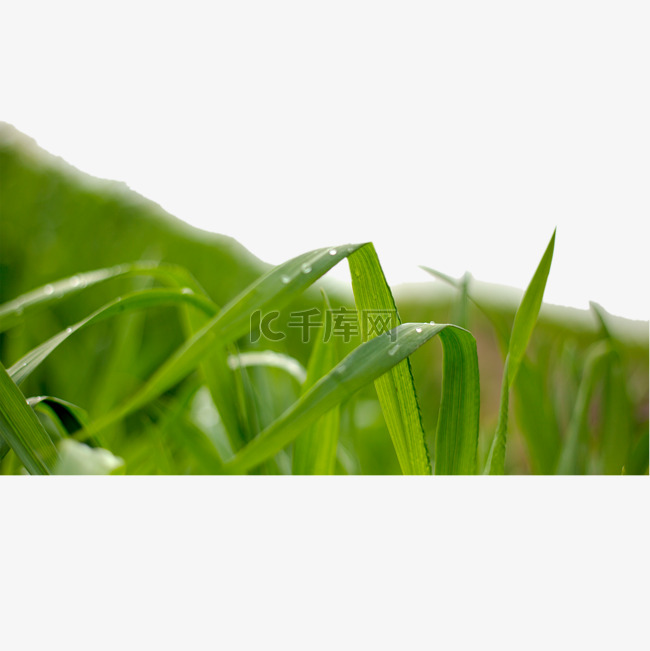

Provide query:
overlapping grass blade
left=348, top=244, right=431, bottom=474
left=28, top=395, right=88, bottom=439
left=8, top=288, right=217, bottom=385
left=293, top=291, right=340, bottom=475
left=224, top=322, right=479, bottom=475
left=0, top=262, right=205, bottom=333
left=0, top=361, right=59, bottom=474
left=486, top=229, right=556, bottom=474
left=80, top=244, right=364, bottom=439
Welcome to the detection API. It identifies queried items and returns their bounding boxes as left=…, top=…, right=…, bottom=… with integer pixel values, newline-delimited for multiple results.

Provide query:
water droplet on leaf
left=44, top=284, right=54, bottom=296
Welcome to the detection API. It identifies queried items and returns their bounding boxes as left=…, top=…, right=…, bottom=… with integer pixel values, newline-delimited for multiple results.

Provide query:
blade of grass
left=556, top=341, right=611, bottom=474
left=79, top=244, right=364, bottom=439
left=485, top=229, right=556, bottom=474
left=224, top=322, right=479, bottom=475
left=0, top=261, right=203, bottom=333
left=512, top=359, right=561, bottom=474
left=28, top=395, right=88, bottom=435
left=293, top=291, right=340, bottom=475
left=228, top=351, right=307, bottom=386
left=8, top=288, right=217, bottom=385
left=348, top=244, right=431, bottom=474
left=589, top=302, right=633, bottom=474
left=0, top=361, right=59, bottom=474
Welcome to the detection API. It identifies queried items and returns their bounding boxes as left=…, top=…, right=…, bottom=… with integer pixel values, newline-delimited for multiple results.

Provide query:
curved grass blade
left=293, top=291, right=340, bottom=475
left=0, top=361, right=59, bottom=474
left=0, top=262, right=206, bottom=333
left=8, top=288, right=217, bottom=385
left=28, top=395, right=89, bottom=446
left=348, top=244, right=431, bottom=474
left=27, top=396, right=88, bottom=432
left=228, top=351, right=307, bottom=386
left=486, top=229, right=556, bottom=474
left=224, top=322, right=479, bottom=475
left=80, top=244, right=364, bottom=439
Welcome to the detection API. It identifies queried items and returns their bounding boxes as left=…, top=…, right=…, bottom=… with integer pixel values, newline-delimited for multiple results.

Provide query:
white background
left=2, top=1, right=648, bottom=319
left=1, top=4, right=648, bottom=649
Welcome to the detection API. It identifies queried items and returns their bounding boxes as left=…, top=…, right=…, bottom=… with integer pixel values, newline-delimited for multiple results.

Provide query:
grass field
left=1, top=122, right=648, bottom=475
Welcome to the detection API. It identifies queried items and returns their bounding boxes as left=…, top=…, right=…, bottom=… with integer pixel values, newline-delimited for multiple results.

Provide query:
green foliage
left=1, top=125, right=647, bottom=475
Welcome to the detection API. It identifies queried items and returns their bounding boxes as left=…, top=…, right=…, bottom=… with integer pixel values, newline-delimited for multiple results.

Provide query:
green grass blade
left=152, top=384, right=225, bottom=475
left=8, top=288, right=217, bottom=385
left=588, top=302, right=634, bottom=474
left=293, top=291, right=340, bottom=475
left=228, top=351, right=307, bottom=386
left=0, top=262, right=204, bottom=333
left=0, top=361, right=59, bottom=474
left=0, top=264, right=133, bottom=332
left=556, top=341, right=611, bottom=474
left=28, top=395, right=88, bottom=439
left=506, top=229, right=556, bottom=387
left=224, top=322, right=479, bottom=475
left=80, top=244, right=364, bottom=439
left=599, top=352, right=631, bottom=474
left=348, top=244, right=431, bottom=475
left=512, top=359, right=561, bottom=474
left=486, top=229, right=556, bottom=474
left=433, top=326, right=481, bottom=474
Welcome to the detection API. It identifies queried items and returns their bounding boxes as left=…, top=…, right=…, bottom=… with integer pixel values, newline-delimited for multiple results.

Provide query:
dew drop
left=70, top=275, right=81, bottom=288
left=65, top=327, right=72, bottom=334
left=181, top=287, right=193, bottom=295
left=44, top=284, right=54, bottom=296
left=337, top=363, right=347, bottom=374
left=329, top=249, right=337, bottom=256
left=388, top=344, right=400, bottom=356
left=415, top=327, right=423, bottom=333
left=429, top=320, right=436, bottom=325
left=301, top=264, right=312, bottom=274
left=281, top=275, right=290, bottom=284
